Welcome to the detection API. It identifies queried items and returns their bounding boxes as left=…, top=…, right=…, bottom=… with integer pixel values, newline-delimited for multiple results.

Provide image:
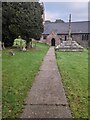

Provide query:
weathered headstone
left=2, top=42, right=5, bottom=50
left=22, top=46, right=26, bottom=51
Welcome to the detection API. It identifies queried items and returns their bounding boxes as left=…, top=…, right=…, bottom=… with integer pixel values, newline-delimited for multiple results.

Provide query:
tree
left=2, top=2, right=44, bottom=47
left=55, top=19, right=64, bottom=23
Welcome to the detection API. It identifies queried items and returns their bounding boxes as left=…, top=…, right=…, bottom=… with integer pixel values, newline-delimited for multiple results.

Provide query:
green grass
left=2, top=43, right=49, bottom=118
left=56, top=49, right=88, bottom=118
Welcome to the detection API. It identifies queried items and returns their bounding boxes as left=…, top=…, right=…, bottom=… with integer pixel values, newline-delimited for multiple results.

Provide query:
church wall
left=42, top=33, right=89, bottom=47
left=72, top=34, right=89, bottom=47
left=58, top=34, right=68, bottom=41
left=58, top=34, right=89, bottom=47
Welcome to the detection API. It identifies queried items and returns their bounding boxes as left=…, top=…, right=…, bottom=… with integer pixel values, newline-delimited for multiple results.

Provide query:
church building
left=41, top=20, right=89, bottom=47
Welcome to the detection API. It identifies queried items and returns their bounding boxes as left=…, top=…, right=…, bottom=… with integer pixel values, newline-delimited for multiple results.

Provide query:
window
left=65, top=36, right=67, bottom=41
left=82, top=35, right=84, bottom=40
left=86, top=35, right=89, bottom=40
left=82, top=34, right=89, bottom=40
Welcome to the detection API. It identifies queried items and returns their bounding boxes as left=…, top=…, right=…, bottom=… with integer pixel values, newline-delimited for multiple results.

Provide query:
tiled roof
left=43, top=21, right=89, bottom=34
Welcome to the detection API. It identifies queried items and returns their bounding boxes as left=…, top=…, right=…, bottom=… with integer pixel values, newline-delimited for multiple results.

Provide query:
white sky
left=40, top=0, right=89, bottom=22
left=40, top=0, right=89, bottom=2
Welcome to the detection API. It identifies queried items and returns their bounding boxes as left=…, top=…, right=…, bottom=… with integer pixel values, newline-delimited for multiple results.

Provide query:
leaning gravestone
left=9, top=50, right=15, bottom=56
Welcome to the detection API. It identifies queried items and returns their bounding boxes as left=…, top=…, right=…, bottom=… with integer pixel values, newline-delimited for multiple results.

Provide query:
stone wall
left=42, top=33, right=89, bottom=47
left=57, top=34, right=89, bottom=47
left=72, top=34, right=89, bottom=47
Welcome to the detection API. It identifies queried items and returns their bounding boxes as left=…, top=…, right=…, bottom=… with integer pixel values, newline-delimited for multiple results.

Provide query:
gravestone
left=2, top=42, right=5, bottom=49
left=9, top=50, right=15, bottom=56
left=55, top=14, right=83, bottom=51
left=22, top=46, right=26, bottom=51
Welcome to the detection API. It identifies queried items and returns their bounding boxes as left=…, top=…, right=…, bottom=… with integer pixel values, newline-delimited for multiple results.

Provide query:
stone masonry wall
left=42, top=33, right=89, bottom=47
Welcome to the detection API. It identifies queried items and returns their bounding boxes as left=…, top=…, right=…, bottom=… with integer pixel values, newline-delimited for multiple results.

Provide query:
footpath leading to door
left=21, top=47, right=72, bottom=118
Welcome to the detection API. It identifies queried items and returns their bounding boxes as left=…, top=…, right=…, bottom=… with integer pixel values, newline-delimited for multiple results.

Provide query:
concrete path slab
left=21, top=47, right=72, bottom=118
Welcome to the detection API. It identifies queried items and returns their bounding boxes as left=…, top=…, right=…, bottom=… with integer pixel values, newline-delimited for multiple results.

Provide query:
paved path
left=21, top=47, right=72, bottom=118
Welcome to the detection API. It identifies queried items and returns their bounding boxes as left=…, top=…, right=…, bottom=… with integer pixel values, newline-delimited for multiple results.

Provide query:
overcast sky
left=40, top=1, right=89, bottom=22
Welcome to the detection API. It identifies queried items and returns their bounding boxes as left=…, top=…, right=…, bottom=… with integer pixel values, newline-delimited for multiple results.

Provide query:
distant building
left=42, top=21, right=89, bottom=47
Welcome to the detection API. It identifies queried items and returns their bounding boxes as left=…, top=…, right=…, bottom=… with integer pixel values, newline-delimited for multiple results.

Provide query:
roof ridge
left=45, top=21, right=89, bottom=24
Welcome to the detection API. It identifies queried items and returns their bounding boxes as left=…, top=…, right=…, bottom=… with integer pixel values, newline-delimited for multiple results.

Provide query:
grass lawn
left=2, top=43, right=49, bottom=118
left=56, top=49, right=88, bottom=118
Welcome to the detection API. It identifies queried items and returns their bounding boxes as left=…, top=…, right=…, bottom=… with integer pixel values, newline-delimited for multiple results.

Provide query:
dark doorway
left=65, top=36, right=67, bottom=41
left=51, top=38, right=55, bottom=46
